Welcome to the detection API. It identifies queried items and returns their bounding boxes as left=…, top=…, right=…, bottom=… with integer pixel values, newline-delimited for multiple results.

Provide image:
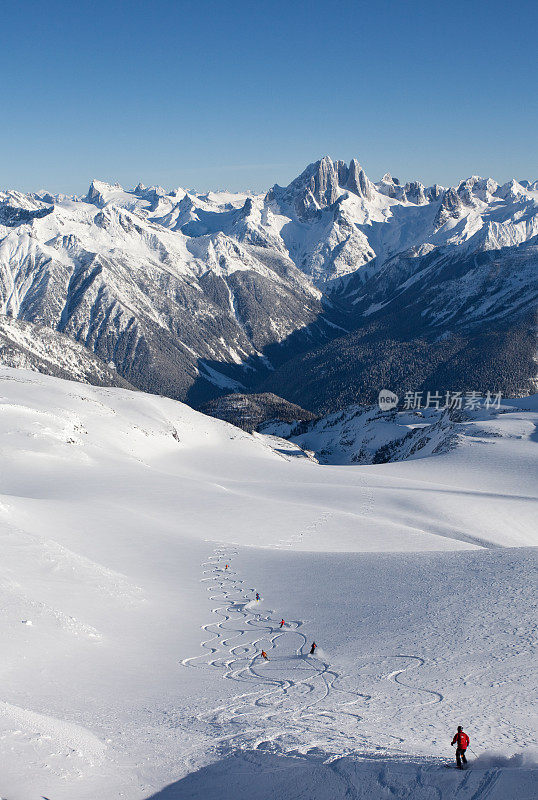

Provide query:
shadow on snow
left=143, top=748, right=537, bottom=800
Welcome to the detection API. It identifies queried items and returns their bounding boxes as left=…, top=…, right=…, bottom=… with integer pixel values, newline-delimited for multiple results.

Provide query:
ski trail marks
left=385, top=655, right=444, bottom=705
left=180, top=548, right=371, bottom=755
left=468, top=769, right=501, bottom=800
left=276, top=510, right=333, bottom=549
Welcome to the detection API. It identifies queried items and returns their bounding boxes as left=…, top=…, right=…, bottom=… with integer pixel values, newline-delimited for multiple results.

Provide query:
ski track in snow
left=276, top=510, right=333, bottom=549
left=385, top=656, right=444, bottom=706
left=180, top=548, right=445, bottom=761
left=176, top=551, right=531, bottom=800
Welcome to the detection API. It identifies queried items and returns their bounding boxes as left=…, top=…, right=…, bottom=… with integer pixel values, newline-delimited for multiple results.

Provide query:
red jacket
left=452, top=731, right=469, bottom=750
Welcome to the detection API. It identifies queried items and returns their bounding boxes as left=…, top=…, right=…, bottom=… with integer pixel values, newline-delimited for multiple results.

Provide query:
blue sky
left=2, top=0, right=537, bottom=193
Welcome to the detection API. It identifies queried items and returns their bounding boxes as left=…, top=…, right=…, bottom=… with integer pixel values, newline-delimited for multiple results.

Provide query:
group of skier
left=259, top=639, right=316, bottom=661
left=253, top=591, right=317, bottom=660
left=226, top=562, right=470, bottom=770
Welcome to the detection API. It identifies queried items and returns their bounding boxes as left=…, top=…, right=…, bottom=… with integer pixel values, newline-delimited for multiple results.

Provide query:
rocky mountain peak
left=271, top=156, right=377, bottom=218
left=344, top=158, right=375, bottom=200
left=404, top=181, right=427, bottom=205
left=426, top=184, right=445, bottom=201
left=1, top=156, right=537, bottom=417
left=495, top=179, right=526, bottom=200
left=302, top=156, right=342, bottom=207
left=86, top=179, right=123, bottom=208
left=376, top=173, right=406, bottom=200
left=434, top=187, right=463, bottom=228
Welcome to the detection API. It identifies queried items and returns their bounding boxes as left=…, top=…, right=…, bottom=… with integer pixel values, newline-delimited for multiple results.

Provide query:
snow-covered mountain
left=0, top=315, right=134, bottom=387
left=1, top=158, right=536, bottom=409
left=1, top=368, right=536, bottom=799
left=0, top=183, right=328, bottom=404
left=261, top=400, right=533, bottom=465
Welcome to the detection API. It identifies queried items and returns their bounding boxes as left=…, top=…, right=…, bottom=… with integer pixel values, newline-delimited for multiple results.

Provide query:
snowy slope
left=261, top=404, right=455, bottom=464
left=0, top=369, right=536, bottom=799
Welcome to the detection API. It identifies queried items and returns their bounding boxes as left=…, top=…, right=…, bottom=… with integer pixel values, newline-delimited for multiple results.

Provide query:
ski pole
left=468, top=746, right=478, bottom=757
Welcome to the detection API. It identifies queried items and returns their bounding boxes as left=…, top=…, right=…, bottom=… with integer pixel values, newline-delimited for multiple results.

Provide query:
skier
left=280, top=619, right=285, bottom=628
left=225, top=564, right=228, bottom=570
left=255, top=592, right=260, bottom=601
left=261, top=650, right=268, bottom=661
left=451, top=726, right=470, bottom=769
left=309, top=641, right=317, bottom=655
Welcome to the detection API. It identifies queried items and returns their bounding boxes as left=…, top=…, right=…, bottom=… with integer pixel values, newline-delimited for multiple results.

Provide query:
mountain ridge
left=1, top=156, right=536, bottom=410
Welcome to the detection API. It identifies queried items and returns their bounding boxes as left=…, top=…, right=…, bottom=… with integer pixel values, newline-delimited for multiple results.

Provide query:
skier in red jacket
left=451, top=726, right=470, bottom=768
left=280, top=619, right=285, bottom=628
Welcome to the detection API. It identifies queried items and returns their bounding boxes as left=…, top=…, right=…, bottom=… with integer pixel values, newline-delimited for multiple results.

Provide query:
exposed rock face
left=0, top=315, right=135, bottom=388
left=426, top=184, right=445, bottom=201
left=268, top=156, right=376, bottom=219
left=344, top=158, right=375, bottom=200
left=0, top=204, right=53, bottom=227
left=404, top=181, right=427, bottom=205
left=376, top=173, right=407, bottom=200
left=434, top=187, right=463, bottom=227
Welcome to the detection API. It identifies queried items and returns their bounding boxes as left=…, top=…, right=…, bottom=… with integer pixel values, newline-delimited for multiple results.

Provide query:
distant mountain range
left=1, top=157, right=536, bottom=413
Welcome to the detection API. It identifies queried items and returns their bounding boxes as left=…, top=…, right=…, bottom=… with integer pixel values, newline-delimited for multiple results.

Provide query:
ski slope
left=0, top=368, right=536, bottom=799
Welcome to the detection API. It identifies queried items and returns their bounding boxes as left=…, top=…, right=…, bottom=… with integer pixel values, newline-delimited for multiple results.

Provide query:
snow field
left=160, top=544, right=538, bottom=798
left=0, top=368, right=536, bottom=798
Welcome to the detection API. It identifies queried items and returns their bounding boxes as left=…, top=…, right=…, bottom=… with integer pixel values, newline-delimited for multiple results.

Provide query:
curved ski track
left=180, top=548, right=373, bottom=755
left=174, top=551, right=520, bottom=800
left=385, top=655, right=444, bottom=706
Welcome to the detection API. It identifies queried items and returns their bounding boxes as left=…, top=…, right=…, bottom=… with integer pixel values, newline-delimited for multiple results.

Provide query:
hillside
left=260, top=396, right=538, bottom=464
left=199, top=391, right=317, bottom=432
left=0, top=368, right=536, bottom=799
left=0, top=315, right=134, bottom=388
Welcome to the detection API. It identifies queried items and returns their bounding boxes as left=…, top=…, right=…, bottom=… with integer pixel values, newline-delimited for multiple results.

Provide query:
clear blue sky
left=2, top=0, right=537, bottom=194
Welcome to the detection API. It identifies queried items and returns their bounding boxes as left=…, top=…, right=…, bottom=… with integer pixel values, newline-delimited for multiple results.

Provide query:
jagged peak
left=177, top=193, right=195, bottom=211
left=426, top=184, right=445, bottom=201
left=403, top=181, right=427, bottom=205
left=269, top=156, right=377, bottom=216
left=345, top=159, right=375, bottom=200
left=441, top=187, right=462, bottom=206
left=241, top=197, right=254, bottom=215
left=86, top=179, right=126, bottom=208
left=88, top=178, right=122, bottom=195
left=433, top=186, right=463, bottom=229
left=376, top=173, right=405, bottom=200
left=517, top=179, right=538, bottom=190
left=458, top=175, right=482, bottom=188
left=292, top=155, right=338, bottom=183
left=494, top=178, right=526, bottom=199
left=378, top=173, right=401, bottom=186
